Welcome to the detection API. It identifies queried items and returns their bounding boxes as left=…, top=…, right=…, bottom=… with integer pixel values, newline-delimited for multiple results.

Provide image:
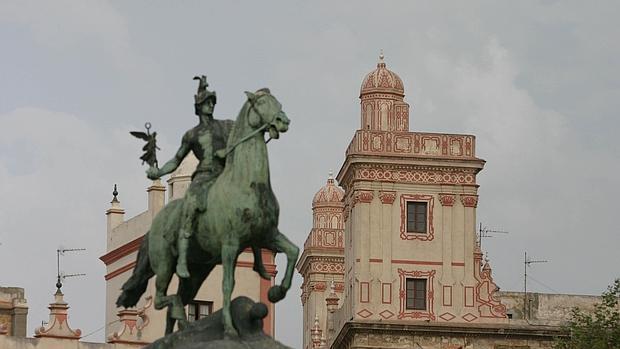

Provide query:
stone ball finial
left=111, top=184, right=119, bottom=203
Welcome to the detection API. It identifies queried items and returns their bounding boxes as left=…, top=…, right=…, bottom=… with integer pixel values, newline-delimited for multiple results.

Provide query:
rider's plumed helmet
left=193, top=75, right=217, bottom=105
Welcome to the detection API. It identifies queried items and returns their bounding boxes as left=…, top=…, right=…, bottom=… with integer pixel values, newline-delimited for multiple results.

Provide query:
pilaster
left=147, top=179, right=166, bottom=218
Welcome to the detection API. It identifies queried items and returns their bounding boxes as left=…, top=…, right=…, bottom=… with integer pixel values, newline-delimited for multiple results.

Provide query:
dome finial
left=378, top=49, right=385, bottom=67
left=327, top=169, right=334, bottom=184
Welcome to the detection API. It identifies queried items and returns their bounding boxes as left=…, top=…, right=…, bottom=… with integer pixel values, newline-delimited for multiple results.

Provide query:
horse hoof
left=268, top=285, right=286, bottom=303
left=250, top=303, right=268, bottom=320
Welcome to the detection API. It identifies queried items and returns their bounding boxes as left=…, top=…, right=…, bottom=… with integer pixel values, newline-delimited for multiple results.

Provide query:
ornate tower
left=296, top=173, right=345, bottom=349
left=359, top=52, right=410, bottom=132
left=333, top=54, right=506, bottom=339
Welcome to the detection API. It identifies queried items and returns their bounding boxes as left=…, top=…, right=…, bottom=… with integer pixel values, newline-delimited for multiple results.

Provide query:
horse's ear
left=245, top=91, right=256, bottom=102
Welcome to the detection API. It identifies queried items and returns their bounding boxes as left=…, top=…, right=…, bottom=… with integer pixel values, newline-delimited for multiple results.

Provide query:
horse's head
left=244, top=88, right=290, bottom=140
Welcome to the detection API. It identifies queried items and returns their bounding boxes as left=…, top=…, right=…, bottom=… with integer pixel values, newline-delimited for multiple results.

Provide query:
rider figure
left=147, top=75, right=234, bottom=278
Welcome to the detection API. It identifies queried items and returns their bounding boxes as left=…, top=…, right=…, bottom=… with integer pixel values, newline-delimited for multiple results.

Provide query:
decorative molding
left=304, top=228, right=344, bottom=250
left=360, top=282, right=370, bottom=303
left=353, top=190, right=374, bottom=206
left=382, top=283, right=392, bottom=304
left=35, top=290, right=81, bottom=339
left=462, top=313, right=478, bottom=322
left=391, top=259, right=442, bottom=266
left=438, top=194, right=456, bottom=207
left=460, top=194, right=479, bottom=208
left=100, top=235, right=144, bottom=266
left=464, top=286, right=475, bottom=307
left=343, top=162, right=479, bottom=189
left=310, top=260, right=345, bottom=274
left=379, top=309, right=395, bottom=319
left=399, top=194, right=435, bottom=241
left=356, top=309, right=373, bottom=319
left=397, top=268, right=436, bottom=321
left=442, top=286, right=452, bottom=306
left=108, top=296, right=152, bottom=345
left=379, top=191, right=396, bottom=204
left=475, top=256, right=507, bottom=319
left=439, top=312, right=456, bottom=322
left=105, top=261, right=137, bottom=281
left=346, top=130, right=476, bottom=159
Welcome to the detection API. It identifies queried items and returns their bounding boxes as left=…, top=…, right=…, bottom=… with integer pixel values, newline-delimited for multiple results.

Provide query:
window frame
left=187, top=300, right=213, bottom=322
left=405, top=278, right=427, bottom=310
left=400, top=194, right=434, bottom=241
left=397, top=268, right=436, bottom=320
left=406, top=201, right=428, bottom=234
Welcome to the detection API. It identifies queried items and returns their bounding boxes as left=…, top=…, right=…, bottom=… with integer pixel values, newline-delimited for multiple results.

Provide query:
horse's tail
left=116, top=232, right=154, bottom=308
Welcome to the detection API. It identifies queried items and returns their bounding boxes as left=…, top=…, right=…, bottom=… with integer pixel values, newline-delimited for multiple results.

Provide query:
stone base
left=146, top=296, right=291, bottom=349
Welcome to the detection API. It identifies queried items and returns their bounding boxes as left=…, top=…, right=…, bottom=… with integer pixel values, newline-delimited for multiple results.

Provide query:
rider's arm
left=147, top=133, right=191, bottom=179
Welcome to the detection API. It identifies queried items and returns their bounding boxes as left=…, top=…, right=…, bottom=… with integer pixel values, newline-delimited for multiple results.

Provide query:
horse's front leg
left=267, top=231, right=299, bottom=303
left=221, top=239, right=240, bottom=338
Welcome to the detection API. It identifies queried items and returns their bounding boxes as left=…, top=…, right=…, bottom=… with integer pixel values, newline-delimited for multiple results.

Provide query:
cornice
left=331, top=320, right=565, bottom=348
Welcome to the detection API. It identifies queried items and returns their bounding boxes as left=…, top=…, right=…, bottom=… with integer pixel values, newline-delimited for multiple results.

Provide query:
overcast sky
left=1, top=1, right=619, bottom=347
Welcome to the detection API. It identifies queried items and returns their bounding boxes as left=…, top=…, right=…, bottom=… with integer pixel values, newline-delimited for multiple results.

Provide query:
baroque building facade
left=298, top=56, right=566, bottom=349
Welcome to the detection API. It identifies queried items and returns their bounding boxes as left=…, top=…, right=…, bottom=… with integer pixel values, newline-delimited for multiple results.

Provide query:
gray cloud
left=1, top=1, right=618, bottom=347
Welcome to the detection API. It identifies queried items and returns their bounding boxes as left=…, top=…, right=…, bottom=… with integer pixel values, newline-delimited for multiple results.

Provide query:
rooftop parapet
left=345, top=129, right=478, bottom=160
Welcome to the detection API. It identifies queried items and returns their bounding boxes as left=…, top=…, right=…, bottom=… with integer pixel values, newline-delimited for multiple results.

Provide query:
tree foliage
left=555, top=279, right=620, bottom=349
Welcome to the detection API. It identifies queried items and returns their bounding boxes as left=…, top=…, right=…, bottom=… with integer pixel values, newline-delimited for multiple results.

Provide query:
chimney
left=147, top=179, right=166, bottom=217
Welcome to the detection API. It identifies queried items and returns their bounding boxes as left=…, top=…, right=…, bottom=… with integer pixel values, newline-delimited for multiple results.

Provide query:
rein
left=222, top=97, right=276, bottom=157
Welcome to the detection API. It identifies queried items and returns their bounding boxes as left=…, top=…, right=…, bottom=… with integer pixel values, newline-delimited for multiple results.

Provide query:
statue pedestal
left=146, top=297, right=291, bottom=349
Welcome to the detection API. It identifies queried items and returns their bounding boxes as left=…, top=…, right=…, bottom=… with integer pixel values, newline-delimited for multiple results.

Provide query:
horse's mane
left=224, top=98, right=251, bottom=166
left=223, top=89, right=273, bottom=167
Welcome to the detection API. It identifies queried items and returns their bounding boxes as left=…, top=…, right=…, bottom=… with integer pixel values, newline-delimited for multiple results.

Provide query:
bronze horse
left=117, top=89, right=298, bottom=337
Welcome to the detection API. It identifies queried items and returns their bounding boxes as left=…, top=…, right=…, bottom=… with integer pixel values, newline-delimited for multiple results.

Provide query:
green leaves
left=555, top=279, right=620, bottom=349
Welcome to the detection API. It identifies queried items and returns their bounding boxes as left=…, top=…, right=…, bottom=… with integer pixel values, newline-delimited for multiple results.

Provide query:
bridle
left=222, top=94, right=281, bottom=157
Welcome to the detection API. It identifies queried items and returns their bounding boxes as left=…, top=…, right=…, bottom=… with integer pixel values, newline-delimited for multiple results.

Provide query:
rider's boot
left=176, top=232, right=191, bottom=278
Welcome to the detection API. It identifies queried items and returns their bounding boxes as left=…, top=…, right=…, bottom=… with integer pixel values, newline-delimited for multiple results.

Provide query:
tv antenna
left=523, top=251, right=548, bottom=319
left=56, top=247, right=86, bottom=291
left=477, top=222, right=509, bottom=249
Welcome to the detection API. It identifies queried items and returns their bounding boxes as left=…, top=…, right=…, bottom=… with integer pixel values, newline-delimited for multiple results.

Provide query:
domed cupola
left=359, top=51, right=411, bottom=132
left=312, top=171, right=345, bottom=209
left=360, top=52, right=405, bottom=98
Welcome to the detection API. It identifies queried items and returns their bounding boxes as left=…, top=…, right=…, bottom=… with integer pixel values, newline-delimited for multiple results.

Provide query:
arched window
left=380, top=103, right=389, bottom=130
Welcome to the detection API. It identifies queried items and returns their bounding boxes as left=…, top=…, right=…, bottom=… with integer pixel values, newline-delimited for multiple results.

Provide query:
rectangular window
left=405, top=278, right=427, bottom=310
left=407, top=202, right=427, bottom=233
left=187, top=301, right=213, bottom=322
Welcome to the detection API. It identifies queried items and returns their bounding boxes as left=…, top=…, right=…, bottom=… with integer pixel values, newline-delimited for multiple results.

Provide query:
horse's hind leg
left=266, top=231, right=299, bottom=303
left=252, top=247, right=271, bottom=280
left=221, top=240, right=240, bottom=338
left=153, top=265, right=184, bottom=335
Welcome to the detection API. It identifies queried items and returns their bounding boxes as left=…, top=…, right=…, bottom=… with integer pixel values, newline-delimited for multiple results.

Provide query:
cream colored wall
left=346, top=181, right=489, bottom=323
left=0, top=335, right=141, bottom=349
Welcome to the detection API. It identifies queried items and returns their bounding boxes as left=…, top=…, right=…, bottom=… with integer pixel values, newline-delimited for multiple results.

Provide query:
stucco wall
left=0, top=336, right=141, bottom=349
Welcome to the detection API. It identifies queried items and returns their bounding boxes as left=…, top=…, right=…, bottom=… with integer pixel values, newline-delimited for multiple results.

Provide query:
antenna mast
left=477, top=222, right=509, bottom=249
left=56, top=247, right=86, bottom=291
left=523, top=251, right=548, bottom=320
